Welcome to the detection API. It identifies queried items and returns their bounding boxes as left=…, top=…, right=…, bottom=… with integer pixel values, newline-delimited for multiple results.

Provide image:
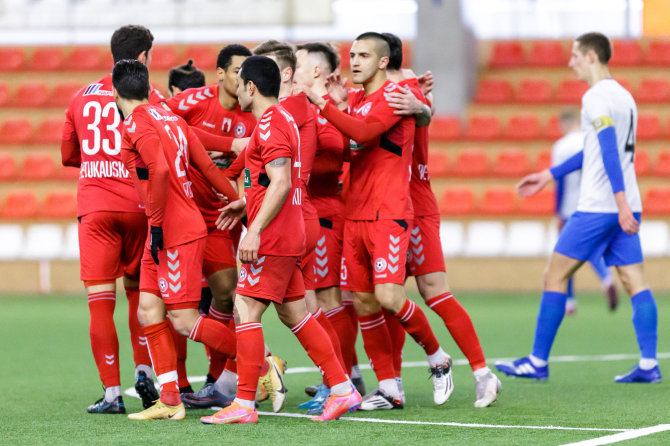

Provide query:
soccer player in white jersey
left=496, top=32, right=660, bottom=383
left=552, top=108, right=618, bottom=315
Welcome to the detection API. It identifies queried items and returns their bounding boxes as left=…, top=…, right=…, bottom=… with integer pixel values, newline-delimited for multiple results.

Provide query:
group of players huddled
left=62, top=25, right=500, bottom=423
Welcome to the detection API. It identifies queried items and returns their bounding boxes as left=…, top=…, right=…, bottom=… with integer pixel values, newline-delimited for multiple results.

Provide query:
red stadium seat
left=474, top=78, right=513, bottom=104
left=634, top=150, right=650, bottom=177
left=611, top=40, right=643, bottom=67
left=643, top=188, right=670, bottom=215
left=32, top=118, right=63, bottom=145
left=439, top=188, right=475, bottom=216
left=12, top=82, right=49, bottom=108
left=151, top=45, right=181, bottom=70
left=516, top=78, right=553, bottom=104
left=0, top=47, right=25, bottom=71
left=0, top=119, right=33, bottom=145
left=556, top=79, right=588, bottom=104
left=65, top=46, right=106, bottom=71
left=480, top=187, right=516, bottom=215
left=452, top=149, right=488, bottom=177
left=40, top=191, right=78, bottom=219
left=427, top=152, right=449, bottom=178
left=465, top=114, right=501, bottom=141
left=1, top=190, right=39, bottom=219
left=430, top=116, right=461, bottom=141
left=646, top=40, right=670, bottom=66
left=636, top=78, right=670, bottom=103
left=49, top=82, right=84, bottom=107
left=505, top=114, right=540, bottom=141
left=183, top=45, right=217, bottom=70
left=653, top=150, right=670, bottom=176
left=30, top=46, right=65, bottom=71
left=637, top=114, right=661, bottom=140
left=19, top=153, right=56, bottom=181
left=534, top=150, right=552, bottom=171
left=544, top=115, right=563, bottom=140
left=0, top=153, right=17, bottom=181
left=489, top=41, right=524, bottom=68
left=0, top=81, right=8, bottom=107
left=519, top=189, right=554, bottom=216
left=528, top=41, right=566, bottom=67
left=493, top=148, right=529, bottom=177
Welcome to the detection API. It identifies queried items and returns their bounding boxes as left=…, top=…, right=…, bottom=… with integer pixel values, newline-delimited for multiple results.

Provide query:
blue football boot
left=494, top=356, right=549, bottom=380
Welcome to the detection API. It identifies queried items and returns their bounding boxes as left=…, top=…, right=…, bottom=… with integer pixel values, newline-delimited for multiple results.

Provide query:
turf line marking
left=257, top=411, right=627, bottom=432
left=560, top=424, right=670, bottom=445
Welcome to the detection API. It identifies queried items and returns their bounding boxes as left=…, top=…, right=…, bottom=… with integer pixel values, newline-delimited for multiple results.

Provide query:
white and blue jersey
left=552, top=130, right=583, bottom=220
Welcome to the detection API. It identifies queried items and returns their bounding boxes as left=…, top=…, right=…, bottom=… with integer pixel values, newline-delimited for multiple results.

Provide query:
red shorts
left=406, top=214, right=446, bottom=277
left=299, top=218, right=320, bottom=291
left=203, top=225, right=242, bottom=277
left=340, top=219, right=410, bottom=293
left=314, top=215, right=344, bottom=290
left=78, top=211, right=147, bottom=281
left=140, top=237, right=206, bottom=306
left=236, top=255, right=305, bottom=304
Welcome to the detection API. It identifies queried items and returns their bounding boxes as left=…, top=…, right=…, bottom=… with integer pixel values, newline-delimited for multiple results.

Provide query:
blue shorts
left=554, top=211, right=643, bottom=266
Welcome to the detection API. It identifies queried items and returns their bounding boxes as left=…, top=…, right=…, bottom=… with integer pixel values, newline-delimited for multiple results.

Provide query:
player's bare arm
left=516, top=169, right=553, bottom=197
left=615, top=192, right=639, bottom=235
left=238, top=156, right=291, bottom=263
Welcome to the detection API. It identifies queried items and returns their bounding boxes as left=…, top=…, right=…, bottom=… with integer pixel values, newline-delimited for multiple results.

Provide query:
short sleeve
left=581, top=89, right=610, bottom=127
left=260, top=123, right=293, bottom=165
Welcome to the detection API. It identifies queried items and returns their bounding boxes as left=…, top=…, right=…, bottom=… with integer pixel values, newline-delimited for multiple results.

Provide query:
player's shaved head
left=382, top=32, right=403, bottom=70
left=110, top=25, right=154, bottom=63
left=112, top=59, right=150, bottom=101
left=296, top=42, right=340, bottom=75
left=253, top=40, right=297, bottom=72
left=355, top=32, right=390, bottom=59
left=575, top=32, right=612, bottom=64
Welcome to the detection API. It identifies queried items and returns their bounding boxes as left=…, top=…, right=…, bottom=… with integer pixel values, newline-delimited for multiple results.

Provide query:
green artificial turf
left=1, top=291, right=669, bottom=445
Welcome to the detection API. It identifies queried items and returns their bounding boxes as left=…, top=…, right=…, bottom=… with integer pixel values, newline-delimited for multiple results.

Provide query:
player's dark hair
left=253, top=40, right=297, bottom=72
left=110, top=25, right=154, bottom=63
left=355, top=32, right=390, bottom=58
left=296, top=42, right=340, bottom=75
left=112, top=59, right=150, bottom=101
left=382, top=32, right=403, bottom=70
left=575, top=32, right=612, bottom=64
left=168, top=59, right=206, bottom=94
left=216, top=44, right=252, bottom=70
left=240, top=55, right=281, bottom=98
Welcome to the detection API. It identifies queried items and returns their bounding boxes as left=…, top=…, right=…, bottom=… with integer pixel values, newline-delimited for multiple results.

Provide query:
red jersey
left=398, top=78, right=439, bottom=217
left=279, top=93, right=318, bottom=221
left=321, top=80, right=414, bottom=221
left=244, top=104, right=305, bottom=257
left=121, top=104, right=237, bottom=248
left=310, top=97, right=345, bottom=218
left=165, top=84, right=256, bottom=228
left=61, top=74, right=166, bottom=217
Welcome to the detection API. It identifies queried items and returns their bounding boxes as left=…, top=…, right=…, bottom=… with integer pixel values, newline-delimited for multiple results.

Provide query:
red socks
left=358, top=311, right=396, bottom=381
left=383, top=308, right=406, bottom=377
left=188, top=316, right=236, bottom=358
left=315, top=308, right=346, bottom=371
left=168, top=321, right=191, bottom=390
left=143, top=320, right=180, bottom=406
left=205, top=308, right=235, bottom=379
left=88, top=290, right=120, bottom=388
left=394, top=299, right=440, bottom=356
left=235, top=322, right=265, bottom=401
left=292, top=314, right=348, bottom=388
left=343, top=300, right=360, bottom=373
left=426, top=292, right=487, bottom=370
left=125, top=287, right=152, bottom=368
left=325, top=305, right=357, bottom=375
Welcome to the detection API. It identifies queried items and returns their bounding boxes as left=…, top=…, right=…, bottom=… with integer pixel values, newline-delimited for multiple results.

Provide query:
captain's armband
left=592, top=116, right=614, bottom=132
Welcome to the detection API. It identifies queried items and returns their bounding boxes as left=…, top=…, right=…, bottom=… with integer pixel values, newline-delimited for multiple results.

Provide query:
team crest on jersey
left=158, top=278, right=168, bottom=294
left=239, top=267, right=248, bottom=283
left=234, top=122, right=247, bottom=137
left=358, top=102, right=372, bottom=116
left=374, top=257, right=388, bottom=273
left=406, top=249, right=412, bottom=263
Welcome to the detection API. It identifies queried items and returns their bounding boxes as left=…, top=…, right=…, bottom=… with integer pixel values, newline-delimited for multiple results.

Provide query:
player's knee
left=353, top=291, right=380, bottom=315
left=375, top=284, right=404, bottom=313
left=617, top=269, right=648, bottom=296
left=416, top=272, right=449, bottom=299
left=168, top=311, right=198, bottom=336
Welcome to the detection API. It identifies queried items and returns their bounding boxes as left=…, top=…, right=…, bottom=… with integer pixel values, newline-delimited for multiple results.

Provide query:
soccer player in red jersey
left=382, top=33, right=501, bottom=407
left=293, top=42, right=366, bottom=404
left=112, top=59, right=239, bottom=420
left=200, top=56, right=360, bottom=425
left=298, top=32, right=454, bottom=410
left=164, top=44, right=257, bottom=407
left=168, top=59, right=206, bottom=97
left=61, top=25, right=165, bottom=414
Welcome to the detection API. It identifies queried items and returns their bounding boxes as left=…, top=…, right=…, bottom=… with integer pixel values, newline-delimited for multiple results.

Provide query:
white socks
left=379, top=379, right=401, bottom=398
left=104, top=385, right=121, bottom=402
left=135, top=364, right=153, bottom=380
left=234, top=398, right=256, bottom=410
left=639, top=358, right=658, bottom=370
left=427, top=347, right=449, bottom=368
left=215, top=369, right=238, bottom=395
left=473, top=366, right=491, bottom=378
left=529, top=355, right=548, bottom=368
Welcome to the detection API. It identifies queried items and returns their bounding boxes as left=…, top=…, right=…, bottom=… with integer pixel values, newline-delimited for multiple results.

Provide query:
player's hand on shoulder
left=417, top=71, right=434, bottom=96
left=238, top=228, right=260, bottom=263
left=386, top=86, right=423, bottom=116
left=516, top=169, right=552, bottom=197
left=293, top=83, right=326, bottom=109
left=231, top=137, right=249, bottom=156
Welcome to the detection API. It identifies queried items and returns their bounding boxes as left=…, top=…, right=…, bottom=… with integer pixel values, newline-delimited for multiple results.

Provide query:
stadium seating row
left=0, top=153, right=79, bottom=181
left=2, top=219, right=667, bottom=261
left=475, top=77, right=670, bottom=105
left=488, top=39, right=670, bottom=68
left=0, top=190, right=77, bottom=219
left=0, top=81, right=84, bottom=108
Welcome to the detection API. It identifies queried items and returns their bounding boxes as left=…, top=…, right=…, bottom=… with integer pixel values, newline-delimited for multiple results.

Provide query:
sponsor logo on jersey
left=374, top=257, right=387, bottom=273
left=83, top=83, right=113, bottom=97
left=148, top=108, right=178, bottom=122
left=244, top=168, right=251, bottom=189
left=234, top=122, right=247, bottom=137
left=158, top=278, right=168, bottom=294
left=355, top=102, right=372, bottom=116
